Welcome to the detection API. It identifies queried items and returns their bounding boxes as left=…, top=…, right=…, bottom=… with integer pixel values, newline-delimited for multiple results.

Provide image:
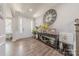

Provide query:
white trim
left=12, top=36, right=32, bottom=42
left=0, top=42, right=5, bottom=47
left=0, top=35, right=5, bottom=47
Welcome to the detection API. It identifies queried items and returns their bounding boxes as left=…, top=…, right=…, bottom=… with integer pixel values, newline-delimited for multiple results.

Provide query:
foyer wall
left=0, top=19, right=5, bottom=46
left=35, top=4, right=79, bottom=34
left=0, top=5, right=5, bottom=46
left=3, top=4, right=32, bottom=41
left=12, top=16, right=32, bottom=41
left=34, top=4, right=79, bottom=55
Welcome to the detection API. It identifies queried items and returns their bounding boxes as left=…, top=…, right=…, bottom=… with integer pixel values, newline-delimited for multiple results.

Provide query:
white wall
left=35, top=15, right=43, bottom=26
left=12, top=16, right=32, bottom=41
left=35, top=4, right=79, bottom=34
left=35, top=3, right=79, bottom=43
left=34, top=4, right=79, bottom=55
left=0, top=5, right=5, bottom=46
left=53, top=4, right=79, bottom=33
left=0, top=19, right=5, bottom=35
left=0, top=19, right=5, bottom=46
left=3, top=4, right=32, bottom=41
left=53, top=4, right=79, bottom=55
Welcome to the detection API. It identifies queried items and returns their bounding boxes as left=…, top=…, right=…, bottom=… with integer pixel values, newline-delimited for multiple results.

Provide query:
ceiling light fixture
left=33, top=14, right=37, bottom=18
left=29, top=8, right=32, bottom=12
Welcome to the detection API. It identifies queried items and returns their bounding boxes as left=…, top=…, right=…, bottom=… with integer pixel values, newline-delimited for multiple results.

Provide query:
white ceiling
left=4, top=3, right=60, bottom=18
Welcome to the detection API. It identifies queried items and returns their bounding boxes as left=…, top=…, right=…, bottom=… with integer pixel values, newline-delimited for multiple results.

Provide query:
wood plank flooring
left=5, top=38, right=63, bottom=56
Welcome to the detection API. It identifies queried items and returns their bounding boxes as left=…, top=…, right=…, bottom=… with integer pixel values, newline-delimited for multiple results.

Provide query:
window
left=19, top=17, right=23, bottom=33
left=5, top=18, right=12, bottom=34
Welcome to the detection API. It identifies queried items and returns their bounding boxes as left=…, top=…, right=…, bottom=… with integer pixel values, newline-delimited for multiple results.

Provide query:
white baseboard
left=12, top=36, right=32, bottom=42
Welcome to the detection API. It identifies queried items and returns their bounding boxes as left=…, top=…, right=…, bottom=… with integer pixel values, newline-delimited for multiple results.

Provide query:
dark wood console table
left=34, top=32, right=73, bottom=56
left=36, top=32, right=59, bottom=49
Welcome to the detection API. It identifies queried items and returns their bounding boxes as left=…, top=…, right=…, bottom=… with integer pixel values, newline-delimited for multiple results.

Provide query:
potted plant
left=32, top=26, right=38, bottom=38
left=41, top=23, right=49, bottom=32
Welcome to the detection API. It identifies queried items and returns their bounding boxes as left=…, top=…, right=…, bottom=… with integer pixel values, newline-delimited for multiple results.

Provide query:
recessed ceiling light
left=29, top=8, right=32, bottom=12
left=33, top=14, right=36, bottom=18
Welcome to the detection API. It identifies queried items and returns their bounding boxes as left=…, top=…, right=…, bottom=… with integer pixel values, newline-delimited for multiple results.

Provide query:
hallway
left=0, top=3, right=79, bottom=56
left=6, top=38, right=62, bottom=56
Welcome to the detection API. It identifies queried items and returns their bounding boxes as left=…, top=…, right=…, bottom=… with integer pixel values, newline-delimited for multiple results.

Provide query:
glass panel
left=19, top=18, right=23, bottom=33
left=5, top=18, right=12, bottom=34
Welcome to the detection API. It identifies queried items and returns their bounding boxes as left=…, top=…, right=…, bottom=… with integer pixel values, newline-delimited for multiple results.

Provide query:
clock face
left=43, top=9, right=57, bottom=26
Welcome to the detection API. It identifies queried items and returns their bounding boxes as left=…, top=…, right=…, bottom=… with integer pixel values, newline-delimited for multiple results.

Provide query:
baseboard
left=12, top=36, right=33, bottom=42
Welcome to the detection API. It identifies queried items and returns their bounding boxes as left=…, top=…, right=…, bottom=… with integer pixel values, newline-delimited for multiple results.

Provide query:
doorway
left=5, top=18, right=12, bottom=41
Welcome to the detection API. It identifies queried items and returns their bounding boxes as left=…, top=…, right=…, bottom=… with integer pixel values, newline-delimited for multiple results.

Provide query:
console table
left=36, top=32, right=59, bottom=49
left=34, top=32, right=73, bottom=56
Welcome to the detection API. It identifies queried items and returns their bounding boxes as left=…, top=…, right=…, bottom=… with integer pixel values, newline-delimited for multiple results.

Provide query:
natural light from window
left=19, top=18, right=23, bottom=33
left=5, top=18, right=12, bottom=34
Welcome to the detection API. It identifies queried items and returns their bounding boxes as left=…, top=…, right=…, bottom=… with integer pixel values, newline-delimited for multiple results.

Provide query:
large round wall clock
left=43, top=9, right=57, bottom=26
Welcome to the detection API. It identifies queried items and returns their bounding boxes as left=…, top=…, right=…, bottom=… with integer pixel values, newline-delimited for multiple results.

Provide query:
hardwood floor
left=5, top=38, right=63, bottom=56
